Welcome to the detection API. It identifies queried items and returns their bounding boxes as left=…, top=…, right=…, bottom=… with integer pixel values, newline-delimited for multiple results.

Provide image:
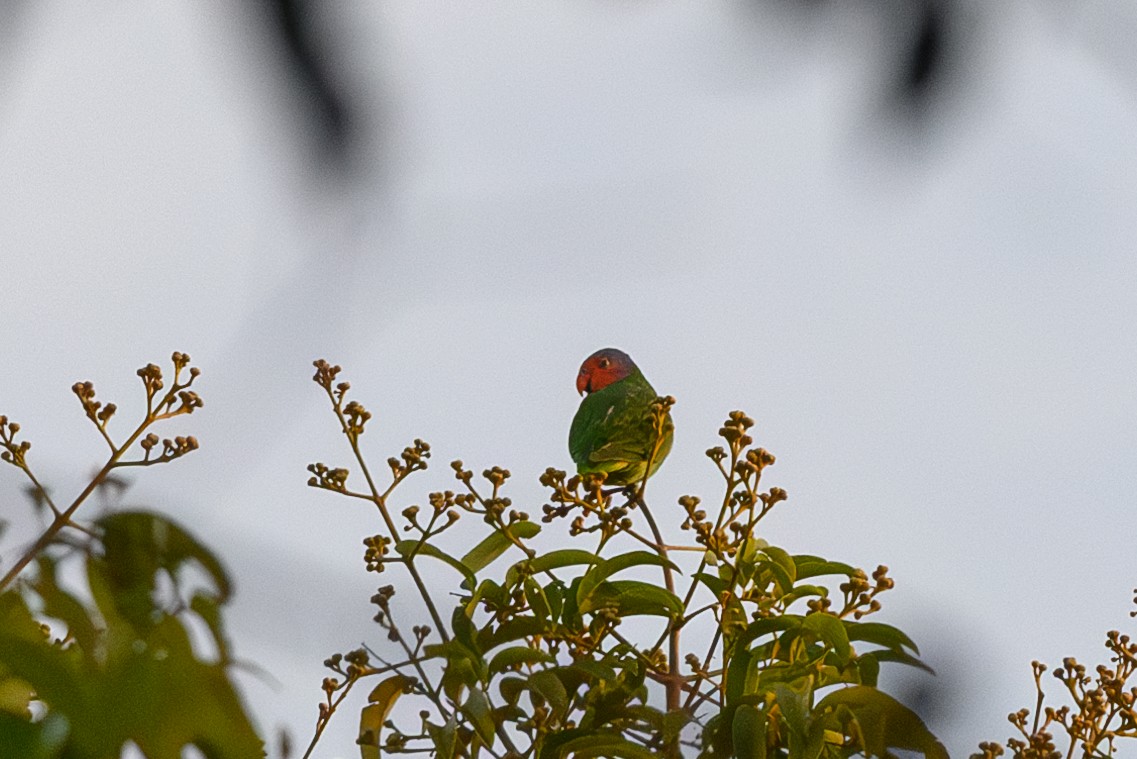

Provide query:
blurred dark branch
left=259, top=0, right=353, bottom=167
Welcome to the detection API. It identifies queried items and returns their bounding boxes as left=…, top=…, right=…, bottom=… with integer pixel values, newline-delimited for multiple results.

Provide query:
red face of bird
left=576, top=348, right=636, bottom=395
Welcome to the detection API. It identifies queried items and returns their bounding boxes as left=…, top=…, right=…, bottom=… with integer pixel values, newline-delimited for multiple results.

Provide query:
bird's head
left=576, top=348, right=636, bottom=395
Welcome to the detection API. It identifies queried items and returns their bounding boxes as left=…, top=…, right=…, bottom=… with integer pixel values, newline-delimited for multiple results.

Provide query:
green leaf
left=725, top=648, right=754, bottom=706
left=548, top=734, right=660, bottom=759
left=498, top=676, right=527, bottom=705
left=569, top=659, right=617, bottom=684
left=773, top=681, right=810, bottom=749
left=396, top=540, right=475, bottom=589
left=544, top=580, right=566, bottom=621
left=726, top=617, right=804, bottom=704
left=528, top=670, right=569, bottom=717
left=779, top=584, right=828, bottom=609
left=756, top=559, right=795, bottom=597
left=802, top=613, right=852, bottom=668
left=732, top=704, right=768, bottom=759
left=451, top=605, right=480, bottom=655
left=693, top=571, right=726, bottom=596
left=863, top=648, right=935, bottom=675
left=461, top=521, right=541, bottom=576
left=761, top=546, right=797, bottom=583
left=432, top=640, right=482, bottom=700
left=487, top=646, right=555, bottom=676
left=368, top=673, right=413, bottom=705
left=478, top=615, right=547, bottom=653
left=857, top=653, right=881, bottom=687
left=363, top=673, right=414, bottom=755
left=792, top=555, right=857, bottom=580
left=578, top=580, right=683, bottom=618
left=461, top=689, right=496, bottom=747
left=576, top=551, right=679, bottom=607
left=426, top=716, right=458, bottom=759
left=814, top=685, right=948, bottom=759
left=844, top=621, right=920, bottom=655
left=358, top=704, right=383, bottom=759
left=506, top=549, right=599, bottom=587
left=524, top=577, right=551, bottom=621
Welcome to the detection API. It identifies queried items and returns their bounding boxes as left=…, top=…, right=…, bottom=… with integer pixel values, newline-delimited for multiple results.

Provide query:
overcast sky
left=2, top=2, right=1137, bottom=756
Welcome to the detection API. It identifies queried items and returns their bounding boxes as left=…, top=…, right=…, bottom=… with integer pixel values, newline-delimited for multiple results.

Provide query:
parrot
left=569, top=348, right=674, bottom=486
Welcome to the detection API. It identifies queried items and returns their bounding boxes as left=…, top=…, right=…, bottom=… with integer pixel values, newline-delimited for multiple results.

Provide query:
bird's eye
left=598, top=358, right=610, bottom=369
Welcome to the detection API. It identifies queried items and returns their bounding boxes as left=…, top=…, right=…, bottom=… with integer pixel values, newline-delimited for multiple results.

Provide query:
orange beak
left=576, top=369, right=590, bottom=395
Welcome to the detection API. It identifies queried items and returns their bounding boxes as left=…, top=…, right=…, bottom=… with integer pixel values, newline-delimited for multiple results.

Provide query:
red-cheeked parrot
left=569, top=348, right=674, bottom=486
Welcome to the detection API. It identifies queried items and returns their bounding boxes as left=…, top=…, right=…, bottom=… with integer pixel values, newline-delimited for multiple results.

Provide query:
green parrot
left=569, top=348, right=674, bottom=486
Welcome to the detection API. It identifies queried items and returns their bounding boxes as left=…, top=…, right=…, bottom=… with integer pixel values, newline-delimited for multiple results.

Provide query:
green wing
left=569, top=371, right=674, bottom=485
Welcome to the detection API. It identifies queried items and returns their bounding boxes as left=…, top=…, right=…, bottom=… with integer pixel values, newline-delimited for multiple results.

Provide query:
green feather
left=568, top=368, right=674, bottom=486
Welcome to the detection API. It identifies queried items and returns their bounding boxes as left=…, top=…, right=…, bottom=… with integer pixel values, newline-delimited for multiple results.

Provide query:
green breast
left=568, top=371, right=674, bottom=485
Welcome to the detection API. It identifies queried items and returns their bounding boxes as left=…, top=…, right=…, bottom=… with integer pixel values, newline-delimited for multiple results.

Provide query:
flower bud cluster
left=388, top=439, right=431, bottom=479
left=308, top=462, right=350, bottom=492
left=363, top=534, right=391, bottom=572
left=0, top=416, right=31, bottom=468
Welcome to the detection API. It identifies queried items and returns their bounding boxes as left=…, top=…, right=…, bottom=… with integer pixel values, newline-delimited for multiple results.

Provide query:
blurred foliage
left=973, top=596, right=1137, bottom=759
left=304, top=360, right=949, bottom=759
left=0, top=354, right=263, bottom=758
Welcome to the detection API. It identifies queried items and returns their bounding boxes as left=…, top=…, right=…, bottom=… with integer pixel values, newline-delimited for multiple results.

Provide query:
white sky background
left=2, top=1, right=1137, bottom=756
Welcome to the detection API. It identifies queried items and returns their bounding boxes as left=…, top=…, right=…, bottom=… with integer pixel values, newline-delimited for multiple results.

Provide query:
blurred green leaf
left=98, top=510, right=231, bottom=602
left=190, top=592, right=230, bottom=662
left=815, top=685, right=948, bottom=759
left=0, top=711, right=69, bottom=759
left=33, top=557, right=98, bottom=659
left=0, top=635, right=85, bottom=724
left=107, top=615, right=263, bottom=759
